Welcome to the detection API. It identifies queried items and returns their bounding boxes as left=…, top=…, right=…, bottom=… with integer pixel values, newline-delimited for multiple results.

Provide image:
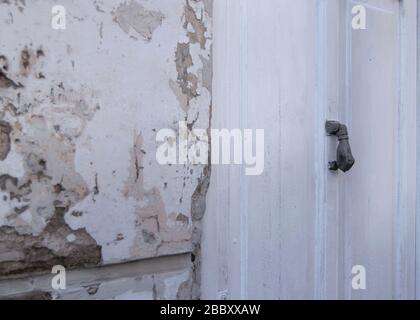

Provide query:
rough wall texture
left=0, top=0, right=212, bottom=299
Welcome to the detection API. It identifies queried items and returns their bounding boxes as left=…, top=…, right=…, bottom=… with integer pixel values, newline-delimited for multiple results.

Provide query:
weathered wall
left=0, top=0, right=212, bottom=299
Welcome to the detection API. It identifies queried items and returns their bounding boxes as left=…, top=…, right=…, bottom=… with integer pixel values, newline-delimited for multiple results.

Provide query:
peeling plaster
left=0, top=68, right=23, bottom=89
left=112, top=1, right=164, bottom=41
left=126, top=134, right=192, bottom=260
left=0, top=111, right=102, bottom=278
left=123, top=132, right=145, bottom=201
left=174, top=0, right=213, bottom=299
left=170, top=0, right=212, bottom=116
left=184, top=0, right=208, bottom=50
left=0, top=0, right=212, bottom=299
left=173, top=42, right=199, bottom=111
left=0, top=46, right=102, bottom=278
left=0, top=121, right=12, bottom=160
left=19, top=48, right=36, bottom=77
left=0, top=207, right=101, bottom=279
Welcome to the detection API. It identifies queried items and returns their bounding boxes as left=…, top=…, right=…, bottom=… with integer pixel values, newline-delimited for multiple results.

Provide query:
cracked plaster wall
left=0, top=0, right=212, bottom=299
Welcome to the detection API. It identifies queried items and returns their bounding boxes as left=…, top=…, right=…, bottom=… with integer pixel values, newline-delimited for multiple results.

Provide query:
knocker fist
left=326, top=121, right=355, bottom=173
left=334, top=139, right=355, bottom=172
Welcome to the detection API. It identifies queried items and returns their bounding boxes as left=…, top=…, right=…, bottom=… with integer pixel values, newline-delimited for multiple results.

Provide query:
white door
left=202, top=0, right=418, bottom=300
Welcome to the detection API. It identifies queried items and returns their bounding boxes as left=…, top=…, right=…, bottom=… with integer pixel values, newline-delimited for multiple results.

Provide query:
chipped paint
left=19, top=48, right=35, bottom=77
left=0, top=121, right=12, bottom=160
left=112, top=1, right=164, bottom=41
left=0, top=110, right=102, bottom=278
left=170, top=0, right=212, bottom=115
left=0, top=206, right=101, bottom=279
left=0, top=0, right=212, bottom=299
left=0, top=42, right=103, bottom=277
left=0, top=68, right=22, bottom=89
left=173, top=42, right=199, bottom=111
left=123, top=131, right=145, bottom=200
left=184, top=0, right=208, bottom=49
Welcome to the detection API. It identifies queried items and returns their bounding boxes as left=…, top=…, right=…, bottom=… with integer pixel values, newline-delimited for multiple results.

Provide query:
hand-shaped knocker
left=326, top=121, right=355, bottom=173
